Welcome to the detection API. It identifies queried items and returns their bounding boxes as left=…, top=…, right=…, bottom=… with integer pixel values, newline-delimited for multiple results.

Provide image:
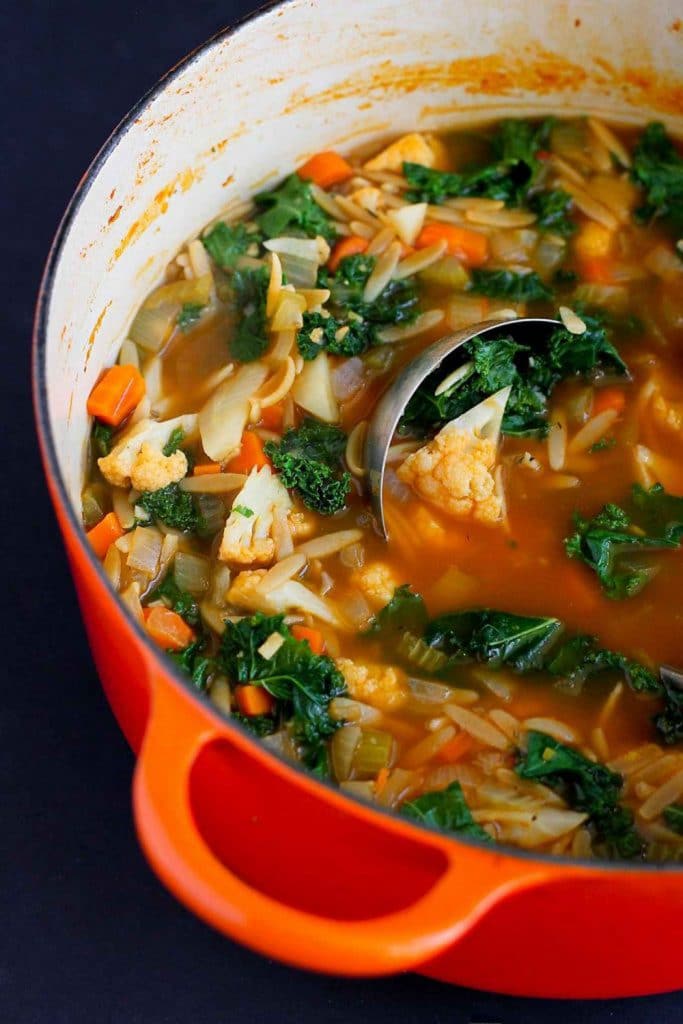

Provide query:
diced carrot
left=374, top=766, right=390, bottom=796
left=235, top=684, right=276, bottom=717
left=193, top=462, right=222, bottom=476
left=328, top=235, right=369, bottom=273
left=415, top=223, right=488, bottom=267
left=87, top=364, right=146, bottom=427
left=437, top=732, right=473, bottom=764
left=298, top=151, right=354, bottom=189
left=592, top=387, right=626, bottom=416
left=87, top=511, right=124, bottom=559
left=577, top=256, right=615, bottom=284
left=225, top=431, right=271, bottom=474
left=143, top=606, right=195, bottom=651
left=291, top=624, right=326, bottom=655
left=259, top=402, right=284, bottom=431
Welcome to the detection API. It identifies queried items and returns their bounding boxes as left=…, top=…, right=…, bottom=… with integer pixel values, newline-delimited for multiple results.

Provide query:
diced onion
left=331, top=724, right=362, bottom=781
left=127, top=526, right=162, bottom=575
left=194, top=493, right=226, bottom=537
left=174, top=552, right=211, bottom=595
left=291, top=350, right=339, bottom=423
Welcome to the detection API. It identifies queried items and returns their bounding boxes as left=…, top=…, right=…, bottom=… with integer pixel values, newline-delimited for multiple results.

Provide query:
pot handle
left=133, top=678, right=548, bottom=976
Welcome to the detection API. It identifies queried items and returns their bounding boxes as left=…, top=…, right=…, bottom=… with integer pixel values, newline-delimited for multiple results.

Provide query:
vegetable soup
left=83, top=117, right=683, bottom=861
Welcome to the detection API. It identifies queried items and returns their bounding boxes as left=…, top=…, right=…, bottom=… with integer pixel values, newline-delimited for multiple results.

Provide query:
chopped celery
left=351, top=729, right=395, bottom=779
left=397, top=631, right=449, bottom=674
left=418, top=255, right=470, bottom=291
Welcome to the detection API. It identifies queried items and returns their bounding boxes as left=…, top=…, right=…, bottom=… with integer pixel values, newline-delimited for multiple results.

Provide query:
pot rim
left=31, top=0, right=682, bottom=875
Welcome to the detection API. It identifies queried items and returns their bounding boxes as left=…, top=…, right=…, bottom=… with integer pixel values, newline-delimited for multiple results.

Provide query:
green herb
left=177, top=303, right=204, bottom=332
left=229, top=265, right=270, bottom=362
left=529, top=189, right=576, bottom=236
left=402, top=782, right=493, bottom=842
left=264, top=419, right=351, bottom=516
left=663, top=804, right=683, bottom=835
left=92, top=421, right=114, bottom=457
left=162, top=427, right=185, bottom=457
left=630, top=122, right=683, bottom=232
left=402, top=315, right=627, bottom=438
left=470, top=268, right=553, bottom=303
left=297, top=309, right=375, bottom=361
left=137, top=483, right=198, bottom=532
left=654, top=672, right=683, bottom=747
left=202, top=221, right=261, bottom=269
left=425, top=610, right=564, bottom=672
left=588, top=436, right=616, bottom=454
left=517, top=732, right=644, bottom=859
left=233, top=505, right=254, bottom=518
left=254, top=173, right=336, bottom=241
left=565, top=484, right=683, bottom=599
left=147, top=572, right=201, bottom=626
left=404, top=118, right=553, bottom=207
left=217, top=613, right=346, bottom=773
left=319, top=253, right=419, bottom=327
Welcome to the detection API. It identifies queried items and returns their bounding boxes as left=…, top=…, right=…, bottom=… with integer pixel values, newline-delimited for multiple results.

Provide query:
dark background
left=3, top=1, right=681, bottom=1021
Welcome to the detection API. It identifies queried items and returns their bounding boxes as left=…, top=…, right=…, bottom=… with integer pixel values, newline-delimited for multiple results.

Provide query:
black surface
left=3, top=1, right=681, bottom=1020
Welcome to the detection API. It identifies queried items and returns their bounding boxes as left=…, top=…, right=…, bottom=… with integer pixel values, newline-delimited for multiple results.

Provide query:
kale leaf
left=517, top=731, right=644, bottom=859
left=654, top=670, right=683, bottom=747
left=177, top=303, right=204, bottom=332
left=404, top=118, right=553, bottom=207
left=664, top=804, right=683, bottom=835
left=137, top=483, right=198, bottom=532
left=232, top=712, right=278, bottom=738
left=367, top=584, right=428, bottom=638
left=202, top=221, right=261, bottom=269
left=147, top=572, right=201, bottom=627
left=169, top=637, right=215, bottom=691
left=546, top=634, right=660, bottom=693
left=425, top=610, right=564, bottom=672
left=402, top=781, right=493, bottom=842
left=528, top=188, right=576, bottom=236
left=319, top=253, right=419, bottom=327
left=565, top=484, right=683, bottom=599
left=217, top=613, right=346, bottom=772
left=297, top=310, right=376, bottom=361
left=92, top=421, right=114, bottom=457
left=402, top=316, right=627, bottom=437
left=229, top=266, right=270, bottom=362
left=470, top=268, right=553, bottom=303
left=264, top=419, right=351, bottom=516
left=254, top=173, right=336, bottom=241
left=630, top=122, right=683, bottom=232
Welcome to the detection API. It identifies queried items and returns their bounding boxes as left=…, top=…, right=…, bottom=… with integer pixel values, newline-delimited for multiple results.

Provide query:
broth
left=83, top=117, right=683, bottom=861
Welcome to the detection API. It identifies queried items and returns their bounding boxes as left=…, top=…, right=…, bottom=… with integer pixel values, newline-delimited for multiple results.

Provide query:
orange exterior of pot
left=33, top=0, right=683, bottom=998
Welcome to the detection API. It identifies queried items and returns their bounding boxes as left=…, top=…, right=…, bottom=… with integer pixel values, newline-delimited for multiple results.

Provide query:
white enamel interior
left=41, top=0, right=682, bottom=509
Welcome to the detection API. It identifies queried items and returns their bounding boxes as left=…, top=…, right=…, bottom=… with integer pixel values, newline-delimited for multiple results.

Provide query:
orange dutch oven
left=33, top=0, right=683, bottom=998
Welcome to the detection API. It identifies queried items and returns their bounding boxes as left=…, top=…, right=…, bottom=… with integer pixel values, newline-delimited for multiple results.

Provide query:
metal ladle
left=365, top=316, right=561, bottom=538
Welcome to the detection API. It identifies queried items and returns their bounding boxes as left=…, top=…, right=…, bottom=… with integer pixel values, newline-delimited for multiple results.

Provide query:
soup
left=82, top=117, right=683, bottom=861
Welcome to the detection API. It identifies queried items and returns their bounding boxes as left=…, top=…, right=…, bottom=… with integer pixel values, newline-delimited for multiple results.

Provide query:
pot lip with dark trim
left=31, top=0, right=682, bottom=875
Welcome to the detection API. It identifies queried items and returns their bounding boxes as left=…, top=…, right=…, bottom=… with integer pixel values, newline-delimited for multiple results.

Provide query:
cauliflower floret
left=228, top=569, right=340, bottom=625
left=363, top=132, right=443, bottom=173
left=351, top=562, right=398, bottom=609
left=130, top=443, right=188, bottom=492
left=397, top=386, right=511, bottom=526
left=219, top=466, right=297, bottom=566
left=336, top=658, right=408, bottom=711
left=652, top=392, right=683, bottom=436
left=98, top=413, right=197, bottom=488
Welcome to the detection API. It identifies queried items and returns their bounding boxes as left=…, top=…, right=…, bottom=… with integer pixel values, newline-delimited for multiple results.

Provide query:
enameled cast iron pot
left=33, top=0, right=683, bottom=997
